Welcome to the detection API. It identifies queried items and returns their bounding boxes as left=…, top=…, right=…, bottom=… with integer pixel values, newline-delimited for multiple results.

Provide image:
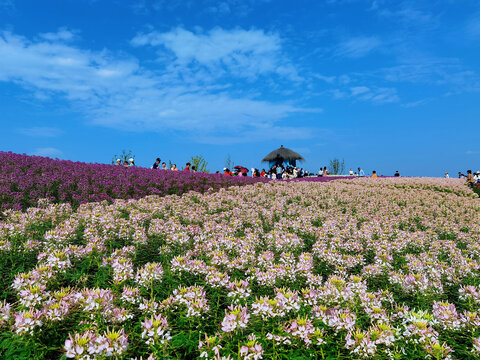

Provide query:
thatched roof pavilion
left=262, top=145, right=305, bottom=167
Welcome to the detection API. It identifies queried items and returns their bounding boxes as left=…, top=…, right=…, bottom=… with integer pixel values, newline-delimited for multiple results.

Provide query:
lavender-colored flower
left=221, top=304, right=250, bottom=333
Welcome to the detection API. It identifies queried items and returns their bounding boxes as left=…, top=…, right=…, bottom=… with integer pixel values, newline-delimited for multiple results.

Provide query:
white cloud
left=320, top=80, right=398, bottom=104
left=378, top=61, right=480, bottom=92
left=402, top=98, right=430, bottom=108
left=0, top=30, right=314, bottom=143
left=39, top=28, right=77, bottom=42
left=132, top=27, right=300, bottom=80
left=335, top=36, right=381, bottom=58
left=350, top=86, right=370, bottom=96
left=90, top=91, right=309, bottom=134
left=349, top=86, right=399, bottom=103
left=376, top=5, right=433, bottom=25
left=34, top=147, right=63, bottom=157
left=17, top=127, right=63, bottom=137
left=318, top=55, right=480, bottom=105
left=313, top=73, right=336, bottom=83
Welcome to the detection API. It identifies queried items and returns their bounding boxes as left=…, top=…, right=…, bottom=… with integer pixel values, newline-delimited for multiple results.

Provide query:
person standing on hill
left=467, top=170, right=475, bottom=186
left=171, top=164, right=179, bottom=171
left=184, top=162, right=191, bottom=171
left=152, top=158, right=161, bottom=169
left=358, top=167, right=365, bottom=177
left=116, top=158, right=122, bottom=166
left=372, top=171, right=378, bottom=178
left=276, top=165, right=283, bottom=179
left=394, top=171, right=400, bottom=177
left=128, top=158, right=135, bottom=167
left=161, top=162, right=167, bottom=170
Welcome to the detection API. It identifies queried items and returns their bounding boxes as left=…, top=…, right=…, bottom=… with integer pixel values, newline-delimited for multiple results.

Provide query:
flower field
left=1, top=177, right=480, bottom=359
left=0, top=152, right=268, bottom=212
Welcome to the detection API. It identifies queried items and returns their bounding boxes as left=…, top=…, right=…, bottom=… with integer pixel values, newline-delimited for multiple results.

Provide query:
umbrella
left=262, top=145, right=305, bottom=163
left=234, top=166, right=249, bottom=173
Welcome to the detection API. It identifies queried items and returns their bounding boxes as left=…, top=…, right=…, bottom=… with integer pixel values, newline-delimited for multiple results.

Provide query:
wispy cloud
left=39, top=28, right=77, bottom=42
left=466, top=13, right=480, bottom=38
left=320, top=52, right=480, bottom=104
left=377, top=60, right=480, bottom=92
left=130, top=0, right=271, bottom=17
left=349, top=86, right=399, bottom=103
left=327, top=85, right=398, bottom=104
left=0, top=29, right=314, bottom=143
left=132, top=27, right=300, bottom=81
left=335, top=36, right=381, bottom=58
left=402, top=98, right=430, bottom=108
left=313, top=73, right=336, bottom=83
left=17, top=127, right=63, bottom=137
left=315, top=73, right=399, bottom=104
left=33, top=147, right=63, bottom=158
left=374, top=3, right=433, bottom=25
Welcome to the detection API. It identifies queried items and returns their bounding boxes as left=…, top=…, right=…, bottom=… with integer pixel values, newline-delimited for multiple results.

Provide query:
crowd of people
left=114, top=158, right=478, bottom=189
left=218, top=165, right=389, bottom=179
left=220, top=165, right=310, bottom=179
left=116, top=158, right=199, bottom=172
left=452, top=170, right=480, bottom=186
left=116, top=157, right=399, bottom=179
left=115, top=158, right=136, bottom=167
left=115, top=157, right=480, bottom=186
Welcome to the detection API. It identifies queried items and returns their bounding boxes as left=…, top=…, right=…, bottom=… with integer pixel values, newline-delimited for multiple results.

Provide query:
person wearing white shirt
left=349, top=169, right=354, bottom=176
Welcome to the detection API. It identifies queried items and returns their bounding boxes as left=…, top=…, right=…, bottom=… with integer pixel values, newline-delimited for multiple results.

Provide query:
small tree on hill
left=328, top=158, right=345, bottom=175
left=191, top=155, right=209, bottom=173
left=112, top=150, right=135, bottom=165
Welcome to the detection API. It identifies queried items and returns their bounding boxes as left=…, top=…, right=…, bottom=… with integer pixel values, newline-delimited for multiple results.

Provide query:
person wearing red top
left=224, top=168, right=232, bottom=176
left=184, top=162, right=191, bottom=171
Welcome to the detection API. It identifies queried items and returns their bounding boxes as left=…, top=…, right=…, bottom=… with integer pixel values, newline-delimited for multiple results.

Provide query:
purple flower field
left=0, top=152, right=268, bottom=211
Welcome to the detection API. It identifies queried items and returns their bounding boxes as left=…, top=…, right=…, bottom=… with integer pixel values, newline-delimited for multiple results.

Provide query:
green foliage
left=473, top=185, right=480, bottom=197
left=328, top=158, right=345, bottom=175
left=2, top=179, right=480, bottom=359
left=112, top=149, right=135, bottom=165
left=190, top=154, right=209, bottom=173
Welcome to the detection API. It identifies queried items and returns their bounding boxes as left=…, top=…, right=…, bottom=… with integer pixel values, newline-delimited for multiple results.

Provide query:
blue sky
left=0, top=0, right=479, bottom=176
